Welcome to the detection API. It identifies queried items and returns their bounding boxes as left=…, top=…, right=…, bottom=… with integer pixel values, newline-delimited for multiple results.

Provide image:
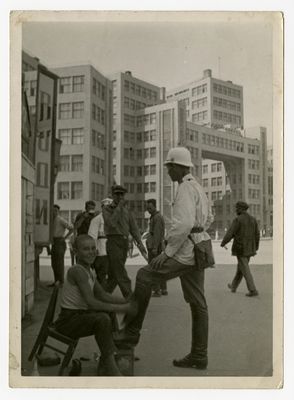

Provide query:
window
left=38, top=131, right=50, bottom=151
left=72, top=128, right=84, bottom=144
left=137, top=149, right=142, bottom=160
left=72, top=102, right=84, bottom=119
left=72, top=182, right=83, bottom=199
left=59, top=77, right=71, bottom=93
left=72, top=155, right=83, bottom=171
left=150, top=164, right=156, bottom=175
left=36, top=163, right=48, bottom=187
left=150, top=147, right=156, bottom=158
left=58, top=182, right=70, bottom=199
left=144, top=148, right=149, bottom=159
left=202, top=165, right=208, bottom=174
left=150, top=182, right=156, bottom=192
left=144, top=183, right=149, bottom=193
left=217, top=177, right=222, bottom=186
left=59, top=155, right=70, bottom=172
left=202, top=178, right=208, bottom=187
left=144, top=165, right=149, bottom=176
left=73, top=75, right=84, bottom=92
left=59, top=129, right=71, bottom=144
left=150, top=130, right=156, bottom=141
left=137, top=183, right=142, bottom=193
left=217, top=162, right=222, bottom=172
left=59, top=103, right=71, bottom=119
left=40, top=92, right=51, bottom=121
left=211, top=191, right=217, bottom=201
left=211, top=177, right=217, bottom=186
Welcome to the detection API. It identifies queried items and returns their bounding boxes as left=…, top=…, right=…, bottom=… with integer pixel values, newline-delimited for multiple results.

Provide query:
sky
left=22, top=15, right=275, bottom=144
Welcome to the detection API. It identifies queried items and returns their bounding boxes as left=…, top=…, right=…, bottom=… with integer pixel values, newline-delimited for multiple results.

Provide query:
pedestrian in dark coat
left=221, top=201, right=260, bottom=297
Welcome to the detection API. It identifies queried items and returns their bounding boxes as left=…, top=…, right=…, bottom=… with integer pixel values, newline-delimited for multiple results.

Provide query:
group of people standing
left=47, top=146, right=260, bottom=376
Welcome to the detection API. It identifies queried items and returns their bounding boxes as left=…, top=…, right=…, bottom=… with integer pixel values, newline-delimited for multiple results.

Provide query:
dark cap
left=235, top=201, right=249, bottom=211
left=111, top=184, right=127, bottom=194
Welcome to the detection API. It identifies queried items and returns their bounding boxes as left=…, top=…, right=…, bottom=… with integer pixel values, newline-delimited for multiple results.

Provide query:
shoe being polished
left=173, top=354, right=207, bottom=370
left=113, top=329, right=140, bottom=346
left=246, top=290, right=259, bottom=297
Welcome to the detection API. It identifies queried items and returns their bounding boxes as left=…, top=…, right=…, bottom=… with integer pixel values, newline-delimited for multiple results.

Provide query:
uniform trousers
left=93, top=255, right=109, bottom=290
left=147, top=250, right=167, bottom=292
left=51, top=237, right=66, bottom=284
left=106, top=235, right=132, bottom=299
left=127, top=257, right=208, bottom=362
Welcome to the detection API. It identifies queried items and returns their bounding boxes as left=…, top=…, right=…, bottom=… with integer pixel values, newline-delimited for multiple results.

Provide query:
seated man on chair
left=54, top=234, right=136, bottom=376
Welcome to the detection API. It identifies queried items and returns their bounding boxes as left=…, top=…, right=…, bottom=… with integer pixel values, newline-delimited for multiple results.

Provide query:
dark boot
left=173, top=303, right=208, bottom=369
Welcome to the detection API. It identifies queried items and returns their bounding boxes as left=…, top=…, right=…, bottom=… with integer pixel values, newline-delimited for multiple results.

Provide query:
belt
left=190, top=227, right=204, bottom=233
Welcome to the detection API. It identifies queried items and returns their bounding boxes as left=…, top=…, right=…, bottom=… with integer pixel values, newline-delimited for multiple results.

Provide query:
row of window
left=92, top=130, right=105, bottom=149
left=136, top=113, right=157, bottom=127
left=192, top=111, right=208, bottom=122
left=59, top=128, right=84, bottom=145
left=59, top=102, right=84, bottom=119
left=186, top=128, right=199, bottom=142
left=186, top=146, right=199, bottom=160
left=123, top=80, right=158, bottom=101
left=202, top=133, right=244, bottom=152
left=213, top=96, right=241, bottom=112
left=91, top=183, right=105, bottom=201
left=24, top=79, right=37, bottom=97
left=202, top=162, right=223, bottom=174
left=213, top=83, right=241, bottom=98
left=192, top=97, right=208, bottom=109
left=213, top=110, right=242, bottom=125
left=124, top=164, right=157, bottom=177
left=248, top=174, right=260, bottom=185
left=57, top=181, right=83, bottom=200
left=92, top=104, right=105, bottom=125
left=60, top=75, right=85, bottom=94
left=123, top=96, right=147, bottom=111
left=91, top=156, right=105, bottom=175
left=248, top=188, right=260, bottom=199
left=248, top=144, right=260, bottom=155
left=125, top=182, right=157, bottom=193
left=92, top=77, right=106, bottom=100
left=249, top=204, right=261, bottom=215
left=203, top=177, right=223, bottom=187
left=122, top=147, right=157, bottom=160
left=192, top=84, right=207, bottom=97
left=125, top=200, right=149, bottom=213
left=248, top=159, right=260, bottom=170
left=59, top=155, right=83, bottom=172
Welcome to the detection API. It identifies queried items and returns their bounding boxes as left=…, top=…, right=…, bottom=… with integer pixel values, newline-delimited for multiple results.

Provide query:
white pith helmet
left=164, top=147, right=194, bottom=167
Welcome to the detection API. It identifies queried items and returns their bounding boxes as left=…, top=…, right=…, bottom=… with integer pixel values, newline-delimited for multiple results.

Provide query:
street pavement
left=22, top=240, right=273, bottom=377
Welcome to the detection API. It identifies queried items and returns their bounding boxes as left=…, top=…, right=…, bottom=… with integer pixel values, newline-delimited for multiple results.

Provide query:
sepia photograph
left=9, top=10, right=283, bottom=389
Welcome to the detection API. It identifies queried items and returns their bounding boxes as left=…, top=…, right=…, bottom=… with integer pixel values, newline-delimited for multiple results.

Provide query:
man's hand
left=150, top=248, right=158, bottom=257
left=150, top=252, right=169, bottom=271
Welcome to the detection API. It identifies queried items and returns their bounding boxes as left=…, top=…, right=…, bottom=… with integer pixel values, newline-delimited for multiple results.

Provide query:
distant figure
left=54, top=235, right=137, bottom=376
left=145, top=199, right=167, bottom=297
left=68, top=233, right=75, bottom=266
left=49, top=205, right=73, bottom=287
left=74, top=200, right=96, bottom=237
left=221, top=201, right=260, bottom=297
left=88, top=198, right=113, bottom=289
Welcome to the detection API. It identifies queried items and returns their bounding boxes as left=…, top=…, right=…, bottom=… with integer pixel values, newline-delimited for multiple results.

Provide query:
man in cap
left=221, top=201, right=260, bottom=297
left=102, top=185, right=147, bottom=299
left=88, top=198, right=113, bottom=288
left=115, top=147, right=214, bottom=370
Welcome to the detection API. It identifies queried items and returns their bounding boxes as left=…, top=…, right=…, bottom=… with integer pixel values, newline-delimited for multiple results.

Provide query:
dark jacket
left=221, top=211, right=260, bottom=257
left=146, top=211, right=165, bottom=253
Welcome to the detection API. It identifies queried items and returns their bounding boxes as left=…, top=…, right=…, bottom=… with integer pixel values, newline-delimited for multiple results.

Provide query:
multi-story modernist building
left=110, top=71, right=163, bottom=188
left=267, top=146, right=273, bottom=235
left=52, top=65, right=113, bottom=222
left=166, top=68, right=244, bottom=130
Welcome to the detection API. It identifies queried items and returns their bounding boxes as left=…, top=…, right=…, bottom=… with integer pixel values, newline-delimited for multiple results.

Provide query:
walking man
left=103, top=185, right=147, bottom=299
left=221, top=201, right=260, bottom=297
left=88, top=198, right=113, bottom=289
left=115, top=147, right=214, bottom=370
left=49, top=204, right=73, bottom=286
left=145, top=199, right=167, bottom=297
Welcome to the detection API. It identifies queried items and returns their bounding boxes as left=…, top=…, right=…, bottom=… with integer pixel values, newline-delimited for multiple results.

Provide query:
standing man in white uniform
left=115, top=147, right=214, bottom=370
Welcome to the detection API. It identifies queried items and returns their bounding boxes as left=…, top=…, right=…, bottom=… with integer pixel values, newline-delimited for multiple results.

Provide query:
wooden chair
left=28, top=286, right=79, bottom=376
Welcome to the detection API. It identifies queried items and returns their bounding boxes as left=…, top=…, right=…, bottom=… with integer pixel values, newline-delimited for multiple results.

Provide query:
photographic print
left=10, top=10, right=283, bottom=388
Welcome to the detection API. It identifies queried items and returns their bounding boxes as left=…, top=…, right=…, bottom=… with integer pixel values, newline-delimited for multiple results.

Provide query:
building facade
left=52, top=65, right=113, bottom=222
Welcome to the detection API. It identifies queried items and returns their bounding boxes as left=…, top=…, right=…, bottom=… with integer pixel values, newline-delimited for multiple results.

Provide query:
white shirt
left=165, top=173, right=213, bottom=265
left=88, top=213, right=107, bottom=256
